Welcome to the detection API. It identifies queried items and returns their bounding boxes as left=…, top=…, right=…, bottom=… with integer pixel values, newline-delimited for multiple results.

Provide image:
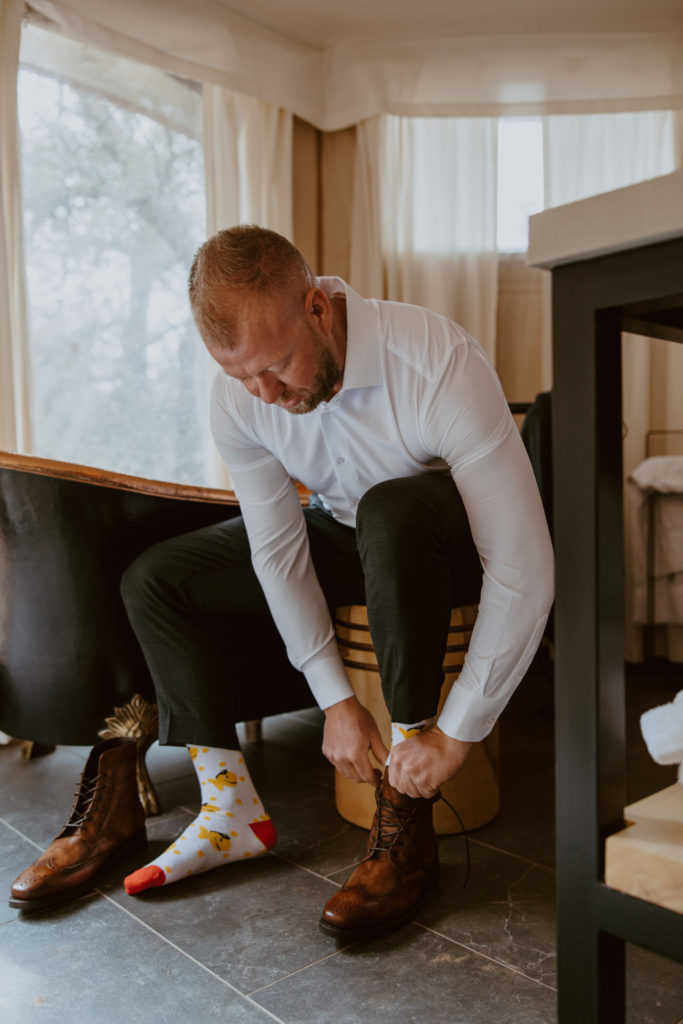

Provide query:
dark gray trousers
left=121, top=472, right=481, bottom=748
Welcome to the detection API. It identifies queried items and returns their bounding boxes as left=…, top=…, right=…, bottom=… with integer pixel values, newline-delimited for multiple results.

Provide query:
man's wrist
left=431, top=724, right=469, bottom=745
left=324, top=694, right=358, bottom=717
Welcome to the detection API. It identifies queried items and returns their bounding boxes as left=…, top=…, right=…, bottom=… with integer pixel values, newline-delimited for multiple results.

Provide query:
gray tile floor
left=1, top=661, right=682, bottom=1024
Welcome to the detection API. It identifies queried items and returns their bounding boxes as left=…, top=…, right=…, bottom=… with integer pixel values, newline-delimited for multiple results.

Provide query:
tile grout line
left=320, top=856, right=365, bottom=879
left=0, top=816, right=45, bottom=852
left=0, top=809, right=340, bottom=1006
left=2, top=777, right=556, bottom=1006
left=413, top=921, right=558, bottom=993
left=246, top=942, right=358, bottom=997
left=270, top=850, right=342, bottom=886
left=177, top=804, right=200, bottom=816
left=2, top=806, right=352, bottom=1012
left=95, top=891, right=289, bottom=1024
left=465, top=836, right=556, bottom=874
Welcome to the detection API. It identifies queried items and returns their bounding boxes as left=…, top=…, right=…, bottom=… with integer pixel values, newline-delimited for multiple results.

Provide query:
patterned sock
left=124, top=745, right=276, bottom=895
left=390, top=717, right=436, bottom=748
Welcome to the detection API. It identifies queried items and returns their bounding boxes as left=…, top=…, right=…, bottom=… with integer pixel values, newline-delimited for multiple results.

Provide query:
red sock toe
left=124, top=864, right=167, bottom=895
left=249, top=819, right=277, bottom=850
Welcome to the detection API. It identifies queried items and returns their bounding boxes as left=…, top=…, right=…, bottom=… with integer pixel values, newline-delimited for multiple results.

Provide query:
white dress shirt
left=210, top=277, right=554, bottom=742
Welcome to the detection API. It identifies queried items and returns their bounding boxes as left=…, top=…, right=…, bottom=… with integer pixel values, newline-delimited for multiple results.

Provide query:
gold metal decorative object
left=99, top=694, right=160, bottom=816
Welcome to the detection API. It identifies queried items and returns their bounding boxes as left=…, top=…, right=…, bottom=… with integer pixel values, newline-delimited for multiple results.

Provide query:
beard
left=276, top=335, right=341, bottom=415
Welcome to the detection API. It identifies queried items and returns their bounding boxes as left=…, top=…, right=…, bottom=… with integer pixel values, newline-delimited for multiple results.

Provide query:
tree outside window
left=18, top=24, right=215, bottom=485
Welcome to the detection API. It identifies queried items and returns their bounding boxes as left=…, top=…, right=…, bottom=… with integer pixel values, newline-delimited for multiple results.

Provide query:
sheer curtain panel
left=0, top=0, right=32, bottom=454
left=202, top=85, right=294, bottom=487
left=351, top=116, right=499, bottom=363
left=203, top=86, right=293, bottom=238
left=543, top=110, right=681, bottom=660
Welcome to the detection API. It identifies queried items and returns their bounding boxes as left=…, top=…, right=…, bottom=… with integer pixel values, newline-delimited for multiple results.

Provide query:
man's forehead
left=234, top=299, right=293, bottom=350
left=209, top=306, right=295, bottom=375
left=221, top=286, right=297, bottom=335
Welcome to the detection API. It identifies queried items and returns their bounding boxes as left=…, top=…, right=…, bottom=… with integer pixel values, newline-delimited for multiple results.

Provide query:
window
left=18, top=24, right=214, bottom=484
left=407, top=116, right=498, bottom=253
left=405, top=112, right=676, bottom=256
left=496, top=118, right=544, bottom=253
left=497, top=111, right=676, bottom=252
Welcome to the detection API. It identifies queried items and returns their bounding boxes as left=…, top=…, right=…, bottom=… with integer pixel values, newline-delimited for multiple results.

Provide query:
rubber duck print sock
left=124, top=745, right=276, bottom=895
left=390, top=717, right=436, bottom=748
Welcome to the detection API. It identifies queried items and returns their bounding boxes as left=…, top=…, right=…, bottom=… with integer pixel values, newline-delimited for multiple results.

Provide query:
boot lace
left=370, top=787, right=470, bottom=887
left=370, top=791, right=418, bottom=854
left=436, top=791, right=471, bottom=888
left=65, top=775, right=104, bottom=830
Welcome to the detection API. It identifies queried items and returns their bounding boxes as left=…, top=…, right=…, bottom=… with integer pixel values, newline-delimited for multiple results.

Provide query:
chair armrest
left=0, top=451, right=238, bottom=506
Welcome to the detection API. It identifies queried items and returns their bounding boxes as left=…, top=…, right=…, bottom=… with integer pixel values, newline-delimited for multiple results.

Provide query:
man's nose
left=257, top=371, right=284, bottom=404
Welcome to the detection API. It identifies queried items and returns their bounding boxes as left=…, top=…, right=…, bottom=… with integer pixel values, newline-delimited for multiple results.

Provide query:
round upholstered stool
left=333, top=604, right=500, bottom=835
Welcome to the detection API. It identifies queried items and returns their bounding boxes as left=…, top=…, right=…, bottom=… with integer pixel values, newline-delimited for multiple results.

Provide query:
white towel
left=627, top=456, right=683, bottom=624
left=640, top=690, right=683, bottom=784
left=630, top=456, right=683, bottom=497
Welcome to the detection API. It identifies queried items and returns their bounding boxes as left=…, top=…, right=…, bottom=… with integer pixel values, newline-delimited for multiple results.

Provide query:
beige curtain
left=542, top=110, right=682, bottom=661
left=351, top=116, right=499, bottom=363
left=543, top=111, right=676, bottom=205
left=203, top=86, right=293, bottom=238
left=497, top=112, right=678, bottom=409
left=495, top=256, right=552, bottom=404
left=0, top=0, right=32, bottom=454
left=202, top=86, right=294, bottom=487
left=349, top=119, right=383, bottom=299
left=336, top=124, right=549, bottom=404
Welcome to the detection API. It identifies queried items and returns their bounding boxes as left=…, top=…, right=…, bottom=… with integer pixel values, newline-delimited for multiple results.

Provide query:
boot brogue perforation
left=9, top=739, right=147, bottom=913
left=319, top=776, right=440, bottom=942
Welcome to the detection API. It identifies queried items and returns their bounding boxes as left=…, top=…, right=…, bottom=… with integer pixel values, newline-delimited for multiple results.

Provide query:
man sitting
left=10, top=226, right=553, bottom=940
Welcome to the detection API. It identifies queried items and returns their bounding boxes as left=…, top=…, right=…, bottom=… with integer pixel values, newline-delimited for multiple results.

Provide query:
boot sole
left=8, top=828, right=148, bottom=914
left=318, top=867, right=438, bottom=944
left=319, top=904, right=419, bottom=943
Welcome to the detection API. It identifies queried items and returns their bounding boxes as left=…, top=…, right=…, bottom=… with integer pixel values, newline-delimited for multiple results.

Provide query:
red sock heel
left=249, top=819, right=277, bottom=850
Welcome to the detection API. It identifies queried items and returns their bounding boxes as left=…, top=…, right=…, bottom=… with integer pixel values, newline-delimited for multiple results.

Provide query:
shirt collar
left=318, top=276, right=383, bottom=391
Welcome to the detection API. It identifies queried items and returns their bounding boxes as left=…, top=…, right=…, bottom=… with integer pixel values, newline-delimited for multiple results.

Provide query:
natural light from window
left=18, top=25, right=213, bottom=485
left=17, top=26, right=677, bottom=485
left=496, top=118, right=544, bottom=253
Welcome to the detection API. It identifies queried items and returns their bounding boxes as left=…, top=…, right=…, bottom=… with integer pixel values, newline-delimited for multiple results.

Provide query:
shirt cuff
left=436, top=682, right=509, bottom=742
left=302, top=640, right=354, bottom=710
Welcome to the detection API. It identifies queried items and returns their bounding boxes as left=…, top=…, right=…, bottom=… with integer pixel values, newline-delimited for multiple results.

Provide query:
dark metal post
left=552, top=272, right=626, bottom=1023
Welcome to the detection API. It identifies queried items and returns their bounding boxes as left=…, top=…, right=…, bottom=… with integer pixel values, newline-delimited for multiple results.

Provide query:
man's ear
left=306, top=286, right=332, bottom=330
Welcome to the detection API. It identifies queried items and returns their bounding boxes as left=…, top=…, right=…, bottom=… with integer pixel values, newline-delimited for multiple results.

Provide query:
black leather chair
left=0, top=454, right=312, bottom=751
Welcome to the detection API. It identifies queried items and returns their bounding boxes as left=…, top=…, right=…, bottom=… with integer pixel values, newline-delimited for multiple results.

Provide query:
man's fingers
left=334, top=759, right=363, bottom=783
left=328, top=749, right=378, bottom=785
left=370, top=734, right=390, bottom=768
left=389, top=769, right=419, bottom=799
left=322, top=698, right=386, bottom=784
left=387, top=752, right=438, bottom=799
left=354, top=754, right=380, bottom=785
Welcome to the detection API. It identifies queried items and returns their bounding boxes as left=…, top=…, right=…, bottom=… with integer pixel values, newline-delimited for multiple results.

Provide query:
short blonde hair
left=189, top=225, right=313, bottom=348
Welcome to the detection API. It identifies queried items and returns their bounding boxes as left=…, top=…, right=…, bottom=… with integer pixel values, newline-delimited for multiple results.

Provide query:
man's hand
left=322, top=696, right=389, bottom=784
left=387, top=725, right=472, bottom=799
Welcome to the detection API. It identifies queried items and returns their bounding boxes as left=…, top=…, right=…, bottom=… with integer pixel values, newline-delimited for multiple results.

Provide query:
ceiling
left=212, top=0, right=683, bottom=48
left=26, top=0, right=683, bottom=131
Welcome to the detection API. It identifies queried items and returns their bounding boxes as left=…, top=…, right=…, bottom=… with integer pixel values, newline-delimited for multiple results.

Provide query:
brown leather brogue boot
left=9, top=738, right=147, bottom=912
left=320, top=775, right=438, bottom=941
